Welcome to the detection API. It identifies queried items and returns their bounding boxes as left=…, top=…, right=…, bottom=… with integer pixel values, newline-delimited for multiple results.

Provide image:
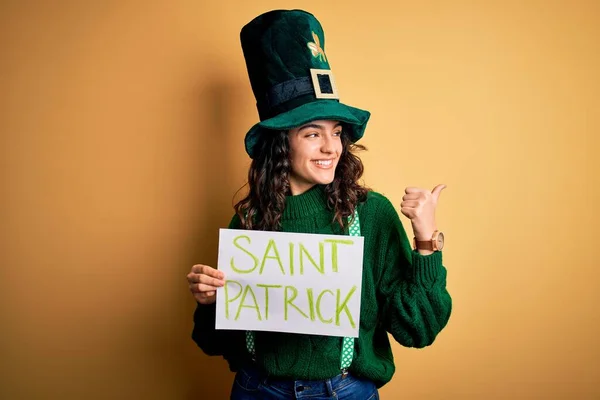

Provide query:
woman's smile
left=312, top=158, right=335, bottom=168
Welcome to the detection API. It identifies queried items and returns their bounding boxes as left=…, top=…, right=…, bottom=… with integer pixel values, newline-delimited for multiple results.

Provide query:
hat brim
left=244, top=100, right=370, bottom=158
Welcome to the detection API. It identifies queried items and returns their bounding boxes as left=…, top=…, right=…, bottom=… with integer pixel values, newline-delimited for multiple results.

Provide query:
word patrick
left=224, top=282, right=358, bottom=328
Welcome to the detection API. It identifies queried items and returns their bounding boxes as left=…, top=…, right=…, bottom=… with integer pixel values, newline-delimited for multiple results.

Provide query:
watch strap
left=414, top=238, right=434, bottom=251
left=414, top=230, right=442, bottom=251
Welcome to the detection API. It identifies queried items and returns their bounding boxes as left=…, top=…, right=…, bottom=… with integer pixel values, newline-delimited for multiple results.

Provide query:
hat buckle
left=310, top=68, right=339, bottom=100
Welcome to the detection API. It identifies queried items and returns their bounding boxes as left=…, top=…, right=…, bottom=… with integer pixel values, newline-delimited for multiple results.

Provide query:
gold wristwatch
left=413, top=230, right=444, bottom=251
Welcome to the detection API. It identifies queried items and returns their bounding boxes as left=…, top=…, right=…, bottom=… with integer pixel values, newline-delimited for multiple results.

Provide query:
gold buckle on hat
left=310, top=68, right=339, bottom=99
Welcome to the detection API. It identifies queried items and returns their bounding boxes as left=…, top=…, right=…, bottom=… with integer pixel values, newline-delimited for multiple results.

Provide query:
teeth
left=314, top=160, right=332, bottom=166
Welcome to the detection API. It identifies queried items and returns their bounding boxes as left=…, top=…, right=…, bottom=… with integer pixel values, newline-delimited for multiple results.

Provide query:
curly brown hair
left=234, top=126, right=370, bottom=231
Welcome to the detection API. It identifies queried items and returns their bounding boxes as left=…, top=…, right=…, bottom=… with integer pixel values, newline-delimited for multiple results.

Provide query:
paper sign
left=215, top=229, right=364, bottom=338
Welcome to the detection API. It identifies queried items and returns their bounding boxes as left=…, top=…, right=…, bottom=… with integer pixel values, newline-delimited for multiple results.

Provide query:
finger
left=198, top=274, right=225, bottom=287
left=190, top=264, right=225, bottom=280
left=197, top=291, right=216, bottom=299
left=401, top=200, right=420, bottom=208
left=187, top=271, right=206, bottom=281
left=191, top=283, right=220, bottom=293
left=187, top=273, right=224, bottom=285
left=199, top=265, right=225, bottom=280
left=402, top=193, right=421, bottom=201
left=195, top=293, right=215, bottom=305
left=186, top=273, right=203, bottom=284
left=191, top=264, right=209, bottom=273
left=431, top=184, right=447, bottom=200
left=187, top=273, right=199, bottom=283
left=400, top=207, right=416, bottom=219
left=405, top=187, right=423, bottom=194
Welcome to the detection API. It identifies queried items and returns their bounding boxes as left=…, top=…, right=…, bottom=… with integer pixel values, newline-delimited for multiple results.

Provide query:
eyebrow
left=298, top=122, right=343, bottom=131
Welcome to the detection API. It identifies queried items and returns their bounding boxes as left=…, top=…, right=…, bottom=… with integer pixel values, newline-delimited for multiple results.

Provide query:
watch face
left=436, top=232, right=445, bottom=250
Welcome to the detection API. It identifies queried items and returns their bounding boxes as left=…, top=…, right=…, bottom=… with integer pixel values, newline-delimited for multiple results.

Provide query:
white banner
left=215, top=229, right=364, bottom=337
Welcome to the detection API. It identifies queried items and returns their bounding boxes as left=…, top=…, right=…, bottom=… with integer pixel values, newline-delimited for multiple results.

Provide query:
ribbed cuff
left=410, top=250, right=443, bottom=289
left=194, top=301, right=217, bottom=328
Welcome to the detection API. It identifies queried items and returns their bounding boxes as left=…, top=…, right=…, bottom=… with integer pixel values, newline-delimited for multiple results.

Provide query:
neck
left=290, top=182, right=316, bottom=196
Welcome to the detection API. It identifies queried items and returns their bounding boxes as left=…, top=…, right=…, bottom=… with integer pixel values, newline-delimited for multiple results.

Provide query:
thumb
left=431, top=184, right=447, bottom=201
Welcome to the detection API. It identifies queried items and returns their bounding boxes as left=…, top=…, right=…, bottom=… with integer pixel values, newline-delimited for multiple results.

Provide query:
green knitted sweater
left=192, top=185, right=451, bottom=388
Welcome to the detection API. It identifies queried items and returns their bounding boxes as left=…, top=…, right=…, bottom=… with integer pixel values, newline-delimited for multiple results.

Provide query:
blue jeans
left=230, top=366, right=379, bottom=400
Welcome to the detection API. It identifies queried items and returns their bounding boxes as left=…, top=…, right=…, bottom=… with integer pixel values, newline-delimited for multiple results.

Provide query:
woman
left=187, top=10, right=452, bottom=400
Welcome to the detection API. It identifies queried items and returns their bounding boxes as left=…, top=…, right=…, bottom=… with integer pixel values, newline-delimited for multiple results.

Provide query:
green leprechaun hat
left=240, top=9, right=371, bottom=158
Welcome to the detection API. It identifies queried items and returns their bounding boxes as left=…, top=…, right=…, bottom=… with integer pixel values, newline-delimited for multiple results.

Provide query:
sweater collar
left=282, top=184, right=330, bottom=220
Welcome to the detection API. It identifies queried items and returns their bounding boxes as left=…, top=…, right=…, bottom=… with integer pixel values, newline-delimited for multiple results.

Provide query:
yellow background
left=1, top=1, right=599, bottom=399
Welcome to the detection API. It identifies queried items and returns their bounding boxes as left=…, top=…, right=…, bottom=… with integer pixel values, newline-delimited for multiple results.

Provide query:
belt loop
left=325, top=378, right=334, bottom=396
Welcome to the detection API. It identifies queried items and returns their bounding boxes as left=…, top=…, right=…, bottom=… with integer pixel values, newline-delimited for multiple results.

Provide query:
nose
left=320, top=132, right=335, bottom=154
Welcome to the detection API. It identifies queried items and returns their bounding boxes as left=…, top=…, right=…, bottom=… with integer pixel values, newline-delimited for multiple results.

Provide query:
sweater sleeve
left=191, top=214, right=246, bottom=359
left=191, top=302, right=225, bottom=356
left=374, top=196, right=452, bottom=348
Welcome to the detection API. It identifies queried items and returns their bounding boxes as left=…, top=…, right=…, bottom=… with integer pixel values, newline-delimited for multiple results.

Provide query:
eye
left=305, top=132, right=319, bottom=138
left=333, top=130, right=342, bottom=137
